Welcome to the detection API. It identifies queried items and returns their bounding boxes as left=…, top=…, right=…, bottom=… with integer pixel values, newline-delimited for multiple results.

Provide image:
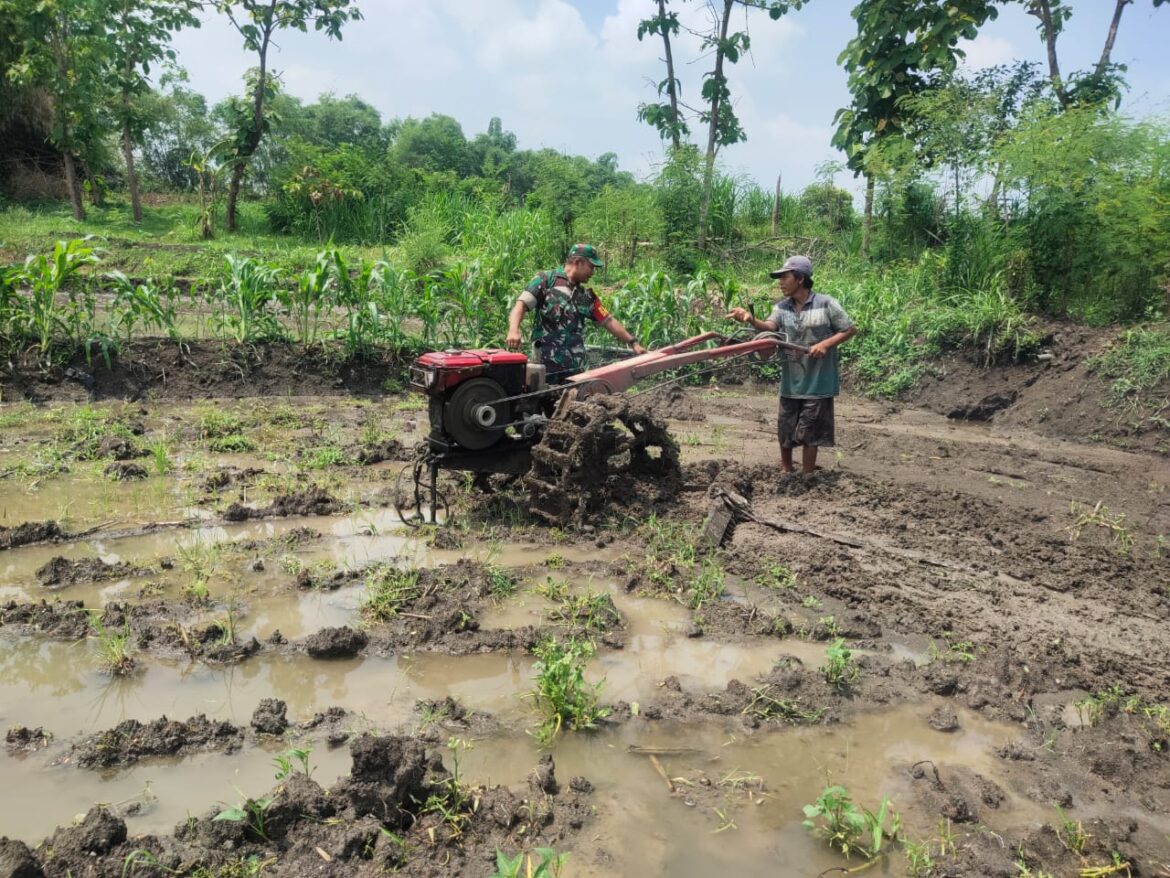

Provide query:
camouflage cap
left=567, top=243, right=604, bottom=267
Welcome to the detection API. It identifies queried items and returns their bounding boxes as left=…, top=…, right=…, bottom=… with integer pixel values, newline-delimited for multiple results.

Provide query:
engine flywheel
left=443, top=377, right=511, bottom=451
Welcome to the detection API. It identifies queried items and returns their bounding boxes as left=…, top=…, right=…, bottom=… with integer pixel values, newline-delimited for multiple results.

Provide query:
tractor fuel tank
left=409, top=349, right=529, bottom=396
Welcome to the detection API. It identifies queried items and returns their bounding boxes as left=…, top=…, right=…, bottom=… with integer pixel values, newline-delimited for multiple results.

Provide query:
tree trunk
left=862, top=173, right=874, bottom=259
left=226, top=162, right=246, bottom=232
left=63, top=151, right=85, bottom=221
left=698, top=0, right=734, bottom=251
left=121, top=47, right=142, bottom=223
left=1029, top=0, right=1069, bottom=108
left=658, top=0, right=682, bottom=152
left=1095, top=0, right=1129, bottom=76
left=122, top=120, right=142, bottom=223
left=226, top=14, right=273, bottom=232
left=771, top=173, right=782, bottom=236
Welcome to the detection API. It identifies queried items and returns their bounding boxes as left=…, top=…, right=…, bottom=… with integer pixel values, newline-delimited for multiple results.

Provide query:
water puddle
left=422, top=703, right=1041, bottom=877
left=0, top=627, right=1041, bottom=871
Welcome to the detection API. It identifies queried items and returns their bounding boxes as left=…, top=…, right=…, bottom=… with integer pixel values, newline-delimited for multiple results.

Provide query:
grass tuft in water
left=527, top=637, right=609, bottom=746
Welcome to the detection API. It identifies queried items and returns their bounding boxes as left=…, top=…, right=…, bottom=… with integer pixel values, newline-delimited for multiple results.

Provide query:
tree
left=894, top=62, right=1049, bottom=215
left=301, top=92, right=385, bottom=151
left=693, top=1, right=809, bottom=250
left=1, top=0, right=113, bottom=219
left=832, top=0, right=996, bottom=255
left=138, top=84, right=218, bottom=190
left=1018, top=0, right=1167, bottom=109
left=469, top=116, right=518, bottom=187
left=215, top=0, right=362, bottom=232
left=636, top=0, right=687, bottom=151
left=392, top=114, right=472, bottom=176
left=110, top=0, right=200, bottom=221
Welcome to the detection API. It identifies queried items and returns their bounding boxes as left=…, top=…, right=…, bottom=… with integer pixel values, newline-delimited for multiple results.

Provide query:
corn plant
left=492, top=848, right=568, bottom=878
left=528, top=637, right=609, bottom=745
left=327, top=249, right=387, bottom=354
left=216, top=255, right=284, bottom=343
left=278, top=251, right=332, bottom=347
left=368, top=260, right=418, bottom=350
left=414, top=270, right=454, bottom=348
left=107, top=272, right=181, bottom=342
left=11, top=239, right=101, bottom=362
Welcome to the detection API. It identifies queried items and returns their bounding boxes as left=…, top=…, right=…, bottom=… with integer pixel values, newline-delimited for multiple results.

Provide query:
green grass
left=1087, top=325, right=1170, bottom=429
left=361, top=565, right=422, bottom=621
left=0, top=200, right=386, bottom=279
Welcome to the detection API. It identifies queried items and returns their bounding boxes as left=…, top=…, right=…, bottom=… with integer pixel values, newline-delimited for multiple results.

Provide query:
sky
left=168, top=0, right=1170, bottom=196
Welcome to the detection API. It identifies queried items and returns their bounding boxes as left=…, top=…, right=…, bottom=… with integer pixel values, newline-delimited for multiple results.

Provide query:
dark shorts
left=778, top=396, right=835, bottom=449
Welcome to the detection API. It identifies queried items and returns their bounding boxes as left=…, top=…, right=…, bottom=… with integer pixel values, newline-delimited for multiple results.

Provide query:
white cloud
left=958, top=35, right=1017, bottom=71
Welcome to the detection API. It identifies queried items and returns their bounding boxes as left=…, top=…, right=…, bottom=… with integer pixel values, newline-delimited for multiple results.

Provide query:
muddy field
left=1, top=342, right=1169, bottom=878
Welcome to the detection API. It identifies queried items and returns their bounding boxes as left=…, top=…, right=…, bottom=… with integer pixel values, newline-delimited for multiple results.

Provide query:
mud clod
left=250, top=698, right=289, bottom=735
left=5, top=727, right=52, bottom=753
left=334, top=734, right=429, bottom=827
left=0, top=837, right=43, bottom=878
left=224, top=486, right=343, bottom=521
left=103, top=461, right=148, bottom=480
left=303, top=626, right=368, bottom=658
left=928, top=705, right=961, bottom=732
left=0, top=522, right=65, bottom=550
left=0, top=599, right=89, bottom=638
left=529, top=754, right=559, bottom=795
left=72, top=715, right=245, bottom=768
left=50, top=806, right=127, bottom=855
left=35, top=557, right=139, bottom=588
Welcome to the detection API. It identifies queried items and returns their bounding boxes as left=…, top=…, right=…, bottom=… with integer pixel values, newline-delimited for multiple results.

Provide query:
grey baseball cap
left=770, top=255, right=812, bottom=278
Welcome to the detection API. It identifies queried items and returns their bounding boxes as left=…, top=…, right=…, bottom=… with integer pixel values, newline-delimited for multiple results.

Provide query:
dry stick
left=647, top=754, right=675, bottom=793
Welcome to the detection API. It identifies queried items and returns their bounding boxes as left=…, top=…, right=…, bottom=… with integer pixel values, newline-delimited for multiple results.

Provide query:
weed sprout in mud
left=214, top=796, right=273, bottom=842
left=821, top=638, right=859, bottom=690
left=272, top=744, right=314, bottom=782
left=802, top=784, right=900, bottom=860
left=422, top=737, right=476, bottom=839
left=87, top=611, right=136, bottom=675
left=527, top=637, right=609, bottom=746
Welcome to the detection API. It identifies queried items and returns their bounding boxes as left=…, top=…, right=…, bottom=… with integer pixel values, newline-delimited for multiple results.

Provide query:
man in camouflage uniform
left=506, top=243, right=646, bottom=382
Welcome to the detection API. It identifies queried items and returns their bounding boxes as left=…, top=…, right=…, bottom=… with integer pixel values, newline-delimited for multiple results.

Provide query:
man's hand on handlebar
left=726, top=307, right=752, bottom=324
left=505, top=329, right=521, bottom=351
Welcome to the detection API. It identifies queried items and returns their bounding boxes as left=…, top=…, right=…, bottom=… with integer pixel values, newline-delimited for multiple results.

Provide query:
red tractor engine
left=409, top=348, right=550, bottom=455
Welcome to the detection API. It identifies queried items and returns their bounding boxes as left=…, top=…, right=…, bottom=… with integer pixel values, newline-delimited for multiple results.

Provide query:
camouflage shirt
left=517, top=268, right=611, bottom=380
